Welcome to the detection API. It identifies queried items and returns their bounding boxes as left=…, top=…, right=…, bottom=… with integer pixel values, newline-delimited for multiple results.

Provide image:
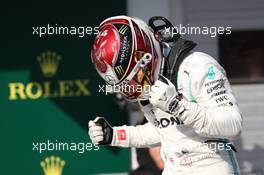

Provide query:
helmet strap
left=148, top=16, right=197, bottom=90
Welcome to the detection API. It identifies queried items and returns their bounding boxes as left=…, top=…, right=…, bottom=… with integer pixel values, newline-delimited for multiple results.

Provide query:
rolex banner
left=1, top=1, right=129, bottom=175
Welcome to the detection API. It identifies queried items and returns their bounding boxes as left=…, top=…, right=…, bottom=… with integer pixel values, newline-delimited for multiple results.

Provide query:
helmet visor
left=117, top=53, right=152, bottom=101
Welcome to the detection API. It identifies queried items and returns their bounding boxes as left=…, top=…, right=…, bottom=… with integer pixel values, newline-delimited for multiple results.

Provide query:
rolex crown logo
left=40, top=155, right=65, bottom=175
left=37, top=51, right=61, bottom=78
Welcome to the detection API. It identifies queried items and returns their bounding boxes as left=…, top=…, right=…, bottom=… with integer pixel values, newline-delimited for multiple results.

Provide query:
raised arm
left=88, top=117, right=160, bottom=148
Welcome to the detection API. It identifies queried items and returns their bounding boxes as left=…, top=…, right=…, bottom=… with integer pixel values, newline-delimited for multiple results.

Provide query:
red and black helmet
left=91, top=16, right=162, bottom=101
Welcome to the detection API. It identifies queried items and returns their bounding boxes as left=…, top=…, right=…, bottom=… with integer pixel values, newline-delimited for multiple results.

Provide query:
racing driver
left=88, top=16, right=242, bottom=175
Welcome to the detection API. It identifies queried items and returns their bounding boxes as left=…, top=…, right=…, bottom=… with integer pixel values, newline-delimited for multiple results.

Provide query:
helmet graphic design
left=91, top=16, right=162, bottom=101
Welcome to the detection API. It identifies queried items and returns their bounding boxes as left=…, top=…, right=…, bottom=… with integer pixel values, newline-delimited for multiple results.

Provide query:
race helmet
left=91, top=16, right=162, bottom=101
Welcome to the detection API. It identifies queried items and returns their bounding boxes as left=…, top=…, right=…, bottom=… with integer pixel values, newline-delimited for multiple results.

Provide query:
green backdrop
left=1, top=1, right=129, bottom=175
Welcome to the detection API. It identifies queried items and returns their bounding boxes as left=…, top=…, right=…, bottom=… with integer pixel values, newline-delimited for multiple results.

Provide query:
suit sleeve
left=176, top=53, right=243, bottom=139
left=110, top=122, right=161, bottom=148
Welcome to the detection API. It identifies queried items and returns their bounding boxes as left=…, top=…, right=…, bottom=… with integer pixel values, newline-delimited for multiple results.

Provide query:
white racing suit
left=111, top=52, right=242, bottom=175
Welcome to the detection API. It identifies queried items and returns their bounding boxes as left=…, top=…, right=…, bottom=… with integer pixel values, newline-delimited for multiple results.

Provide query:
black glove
left=88, top=117, right=113, bottom=145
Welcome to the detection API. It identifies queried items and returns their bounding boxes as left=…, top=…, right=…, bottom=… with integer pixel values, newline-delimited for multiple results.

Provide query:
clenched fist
left=149, top=75, right=181, bottom=114
left=88, top=117, right=113, bottom=145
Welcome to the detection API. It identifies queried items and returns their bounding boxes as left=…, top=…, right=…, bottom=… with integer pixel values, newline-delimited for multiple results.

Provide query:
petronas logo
left=115, top=65, right=124, bottom=75
left=40, top=155, right=65, bottom=175
left=118, top=25, right=128, bottom=35
left=37, top=51, right=61, bottom=78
